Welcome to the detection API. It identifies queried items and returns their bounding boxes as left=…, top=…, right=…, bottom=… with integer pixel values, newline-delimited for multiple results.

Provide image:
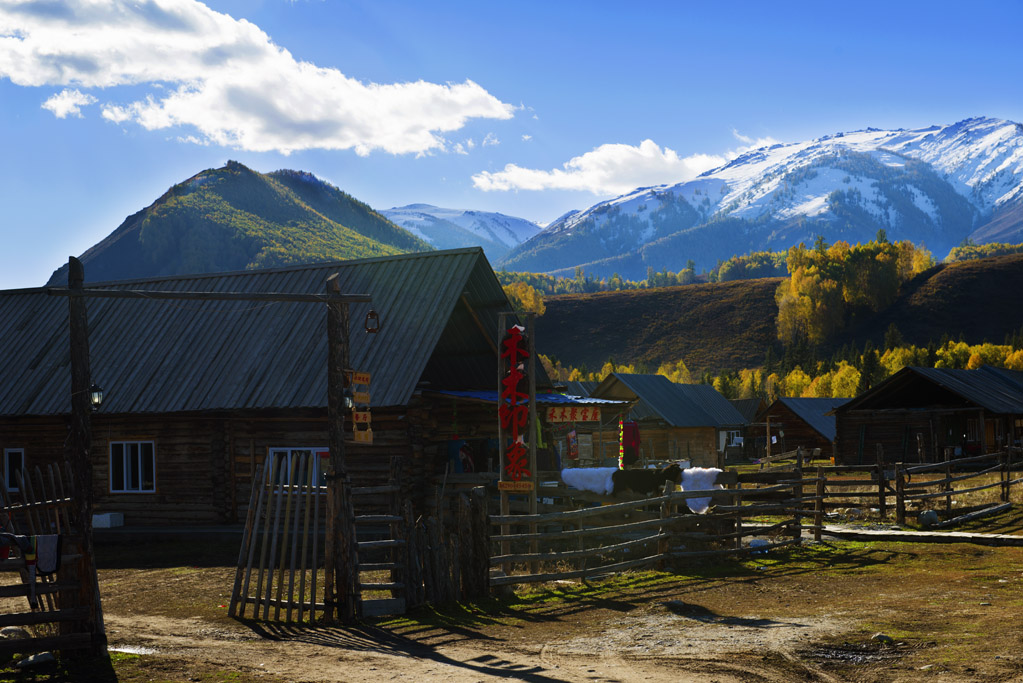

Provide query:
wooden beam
left=460, top=295, right=499, bottom=355
left=64, top=256, right=107, bottom=657
left=47, top=287, right=371, bottom=304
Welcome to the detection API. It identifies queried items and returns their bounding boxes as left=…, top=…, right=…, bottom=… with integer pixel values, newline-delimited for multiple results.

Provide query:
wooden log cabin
left=0, top=248, right=557, bottom=525
left=833, top=366, right=1023, bottom=465
left=755, top=397, right=849, bottom=460
left=589, top=373, right=745, bottom=468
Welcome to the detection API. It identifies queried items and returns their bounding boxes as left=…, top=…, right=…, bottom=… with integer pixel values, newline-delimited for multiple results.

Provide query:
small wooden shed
left=589, top=373, right=745, bottom=468
left=756, top=397, right=849, bottom=460
left=833, top=366, right=1023, bottom=465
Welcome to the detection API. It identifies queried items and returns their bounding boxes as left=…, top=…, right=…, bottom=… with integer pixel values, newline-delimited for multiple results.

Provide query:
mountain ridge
left=501, top=117, right=1023, bottom=279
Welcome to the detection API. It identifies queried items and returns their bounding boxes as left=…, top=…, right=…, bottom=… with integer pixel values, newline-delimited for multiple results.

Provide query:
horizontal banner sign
left=353, top=391, right=371, bottom=405
left=352, top=371, right=371, bottom=386
left=352, top=411, right=371, bottom=424
left=498, top=480, right=534, bottom=492
left=353, top=428, right=373, bottom=444
left=546, top=406, right=601, bottom=423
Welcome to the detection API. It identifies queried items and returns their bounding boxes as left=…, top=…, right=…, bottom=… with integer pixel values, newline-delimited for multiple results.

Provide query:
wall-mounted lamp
left=89, top=383, right=104, bottom=411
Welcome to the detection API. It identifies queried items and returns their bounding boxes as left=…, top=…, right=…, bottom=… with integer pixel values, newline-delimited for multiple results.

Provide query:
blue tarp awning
left=427, top=389, right=629, bottom=407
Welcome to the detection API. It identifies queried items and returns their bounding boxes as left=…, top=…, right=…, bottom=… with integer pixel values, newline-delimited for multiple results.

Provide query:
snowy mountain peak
left=499, top=117, right=1023, bottom=279
left=381, top=204, right=542, bottom=262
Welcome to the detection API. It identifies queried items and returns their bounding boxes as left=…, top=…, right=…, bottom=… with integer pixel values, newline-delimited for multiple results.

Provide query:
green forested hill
left=536, top=252, right=1023, bottom=374
left=47, top=161, right=431, bottom=284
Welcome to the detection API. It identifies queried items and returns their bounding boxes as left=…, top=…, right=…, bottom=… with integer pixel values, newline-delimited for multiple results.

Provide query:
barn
left=0, top=247, right=552, bottom=525
left=589, top=373, right=745, bottom=468
left=833, top=366, right=1023, bottom=465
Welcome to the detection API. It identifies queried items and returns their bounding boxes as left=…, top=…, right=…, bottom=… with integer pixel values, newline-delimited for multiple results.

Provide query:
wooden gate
left=228, top=454, right=415, bottom=621
left=0, top=464, right=105, bottom=655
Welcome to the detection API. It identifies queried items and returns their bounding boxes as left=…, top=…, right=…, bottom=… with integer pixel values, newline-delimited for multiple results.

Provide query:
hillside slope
left=536, top=278, right=783, bottom=372
left=48, top=162, right=431, bottom=284
left=537, top=253, right=1023, bottom=373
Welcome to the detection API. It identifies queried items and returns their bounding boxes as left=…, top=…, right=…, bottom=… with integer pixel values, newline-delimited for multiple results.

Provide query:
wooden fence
left=488, top=470, right=819, bottom=587
left=229, top=455, right=491, bottom=622
left=0, top=464, right=104, bottom=656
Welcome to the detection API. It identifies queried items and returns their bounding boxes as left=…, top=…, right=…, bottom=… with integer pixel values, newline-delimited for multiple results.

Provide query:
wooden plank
left=932, top=503, right=1012, bottom=529
left=0, top=608, right=88, bottom=627
left=361, top=598, right=406, bottom=618
left=0, top=632, right=94, bottom=655
left=491, top=532, right=666, bottom=566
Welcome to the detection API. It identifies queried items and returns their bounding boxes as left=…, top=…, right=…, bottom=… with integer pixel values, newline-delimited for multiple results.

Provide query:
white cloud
left=521, top=134, right=532, bottom=142
left=472, top=139, right=725, bottom=194
left=0, top=0, right=513, bottom=155
left=482, top=132, right=499, bottom=147
left=41, top=88, right=96, bottom=118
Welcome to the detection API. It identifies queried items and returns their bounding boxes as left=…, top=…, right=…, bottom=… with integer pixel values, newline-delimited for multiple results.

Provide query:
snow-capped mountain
left=381, top=204, right=542, bottom=262
left=499, top=117, right=1023, bottom=279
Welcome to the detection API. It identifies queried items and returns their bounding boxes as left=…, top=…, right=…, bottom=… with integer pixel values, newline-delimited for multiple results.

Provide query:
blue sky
left=2, top=0, right=1022, bottom=289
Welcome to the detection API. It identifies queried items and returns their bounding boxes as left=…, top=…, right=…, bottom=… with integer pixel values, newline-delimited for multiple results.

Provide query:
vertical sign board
left=498, top=324, right=532, bottom=486
left=351, top=371, right=372, bottom=444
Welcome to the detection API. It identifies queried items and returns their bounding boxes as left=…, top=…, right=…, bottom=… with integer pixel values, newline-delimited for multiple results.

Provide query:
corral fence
left=761, top=446, right=1023, bottom=525
left=483, top=468, right=822, bottom=587
left=0, top=464, right=105, bottom=656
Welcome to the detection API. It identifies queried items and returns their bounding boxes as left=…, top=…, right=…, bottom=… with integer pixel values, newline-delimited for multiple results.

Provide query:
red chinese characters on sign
left=499, top=325, right=531, bottom=481
left=546, top=406, right=601, bottom=423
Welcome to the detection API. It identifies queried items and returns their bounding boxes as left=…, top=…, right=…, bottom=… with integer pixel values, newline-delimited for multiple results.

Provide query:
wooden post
left=876, top=444, right=887, bottom=519
left=791, top=446, right=803, bottom=542
left=765, top=415, right=772, bottom=463
left=944, top=447, right=953, bottom=516
left=526, top=314, right=538, bottom=575
left=325, top=273, right=353, bottom=622
left=1001, top=450, right=1010, bottom=503
left=895, top=463, right=906, bottom=526
left=814, top=466, right=824, bottom=542
left=388, top=457, right=403, bottom=599
left=658, top=480, right=672, bottom=569
left=466, top=486, right=489, bottom=600
left=64, top=257, right=106, bottom=656
left=497, top=313, right=511, bottom=574
left=734, top=482, right=743, bottom=551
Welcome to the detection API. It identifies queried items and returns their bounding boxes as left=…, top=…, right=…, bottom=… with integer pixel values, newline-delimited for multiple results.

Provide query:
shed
left=833, top=366, right=1023, bottom=465
left=756, top=397, right=849, bottom=459
left=0, top=247, right=545, bottom=524
left=589, top=373, right=745, bottom=467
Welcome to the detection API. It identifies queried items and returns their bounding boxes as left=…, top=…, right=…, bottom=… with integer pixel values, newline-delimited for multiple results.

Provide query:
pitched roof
left=837, top=365, right=1023, bottom=415
left=771, top=397, right=850, bottom=442
left=730, top=398, right=765, bottom=423
left=562, top=380, right=598, bottom=398
left=589, top=373, right=741, bottom=428
left=0, top=248, right=532, bottom=415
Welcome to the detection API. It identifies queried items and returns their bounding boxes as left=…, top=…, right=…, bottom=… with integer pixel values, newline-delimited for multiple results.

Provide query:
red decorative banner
left=499, top=325, right=532, bottom=481
left=546, top=406, right=601, bottom=423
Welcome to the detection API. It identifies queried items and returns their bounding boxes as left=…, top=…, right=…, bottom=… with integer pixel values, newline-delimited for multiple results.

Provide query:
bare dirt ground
left=6, top=532, right=1023, bottom=682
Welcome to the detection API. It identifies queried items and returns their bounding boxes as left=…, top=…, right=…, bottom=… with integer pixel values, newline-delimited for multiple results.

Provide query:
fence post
left=338, top=477, right=360, bottom=623
left=658, top=481, right=672, bottom=569
left=814, top=466, right=824, bottom=542
left=470, top=486, right=490, bottom=599
left=791, top=447, right=804, bottom=542
left=1001, top=450, right=1010, bottom=503
left=734, top=482, right=743, bottom=551
left=401, top=499, right=423, bottom=608
left=875, top=444, right=887, bottom=519
left=896, top=463, right=906, bottom=526
left=943, top=447, right=953, bottom=516
left=388, top=457, right=404, bottom=599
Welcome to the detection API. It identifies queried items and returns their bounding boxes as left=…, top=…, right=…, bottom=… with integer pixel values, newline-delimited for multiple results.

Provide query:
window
left=966, top=419, right=980, bottom=443
left=110, top=441, right=156, bottom=493
left=3, top=449, right=24, bottom=492
left=267, top=448, right=328, bottom=488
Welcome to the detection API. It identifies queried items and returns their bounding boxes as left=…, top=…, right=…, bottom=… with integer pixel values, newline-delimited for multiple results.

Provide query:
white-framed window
left=966, top=419, right=980, bottom=443
left=3, top=448, right=24, bottom=492
left=267, top=448, right=328, bottom=488
left=110, top=441, right=156, bottom=493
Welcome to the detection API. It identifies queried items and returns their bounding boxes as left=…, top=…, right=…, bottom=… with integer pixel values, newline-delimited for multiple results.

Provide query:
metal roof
left=675, top=384, right=746, bottom=427
left=590, top=373, right=738, bottom=428
left=0, top=248, right=536, bottom=415
left=838, top=365, right=1023, bottom=415
left=562, top=380, right=598, bottom=397
left=730, top=398, right=765, bottom=423
left=426, top=389, right=627, bottom=406
left=773, top=397, right=850, bottom=442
